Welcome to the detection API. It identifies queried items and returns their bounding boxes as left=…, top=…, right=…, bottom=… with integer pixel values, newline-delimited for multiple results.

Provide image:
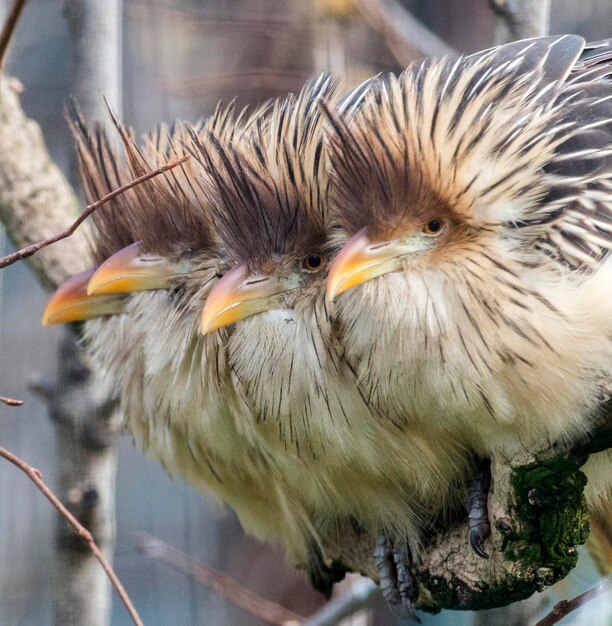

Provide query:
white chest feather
left=336, top=259, right=612, bottom=457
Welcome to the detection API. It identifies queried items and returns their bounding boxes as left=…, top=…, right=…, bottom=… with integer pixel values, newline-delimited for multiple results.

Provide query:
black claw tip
left=470, top=529, right=489, bottom=559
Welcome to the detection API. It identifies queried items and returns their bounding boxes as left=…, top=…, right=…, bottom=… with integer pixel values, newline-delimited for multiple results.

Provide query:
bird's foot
left=374, top=534, right=421, bottom=623
left=468, top=458, right=492, bottom=559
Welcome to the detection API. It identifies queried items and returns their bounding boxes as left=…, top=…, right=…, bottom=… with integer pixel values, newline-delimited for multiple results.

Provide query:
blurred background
left=0, top=0, right=611, bottom=624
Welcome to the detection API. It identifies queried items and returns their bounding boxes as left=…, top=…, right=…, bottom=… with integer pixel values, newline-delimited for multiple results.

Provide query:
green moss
left=419, top=569, right=538, bottom=612
left=505, top=455, right=589, bottom=580
left=418, top=454, right=590, bottom=613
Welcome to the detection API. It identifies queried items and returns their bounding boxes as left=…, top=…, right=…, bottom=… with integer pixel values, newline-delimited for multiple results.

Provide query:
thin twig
left=0, top=394, right=23, bottom=405
left=303, top=578, right=379, bottom=626
left=0, top=446, right=143, bottom=626
left=352, top=0, right=456, bottom=66
left=0, top=154, right=189, bottom=270
left=135, top=532, right=305, bottom=626
left=489, top=0, right=551, bottom=42
left=534, top=578, right=611, bottom=626
left=0, top=0, right=28, bottom=70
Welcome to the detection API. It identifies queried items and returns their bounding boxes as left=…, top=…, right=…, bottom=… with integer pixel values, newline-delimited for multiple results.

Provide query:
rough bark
left=32, top=332, right=121, bottom=626
left=50, top=2, right=123, bottom=625
left=0, top=74, right=90, bottom=290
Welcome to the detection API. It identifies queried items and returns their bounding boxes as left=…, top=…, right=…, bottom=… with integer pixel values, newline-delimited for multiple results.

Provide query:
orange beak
left=87, top=242, right=191, bottom=295
left=42, top=268, right=125, bottom=326
left=326, top=227, right=408, bottom=301
left=200, top=262, right=298, bottom=335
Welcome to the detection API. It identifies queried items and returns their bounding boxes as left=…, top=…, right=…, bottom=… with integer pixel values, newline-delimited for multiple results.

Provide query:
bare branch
left=352, top=0, right=457, bottom=65
left=534, top=577, right=611, bottom=626
left=0, top=394, right=23, bottom=405
left=135, top=532, right=305, bottom=626
left=489, top=0, right=551, bottom=43
left=0, top=74, right=86, bottom=290
left=0, top=445, right=143, bottom=626
left=302, top=578, right=379, bottom=626
left=0, top=0, right=29, bottom=69
left=0, top=154, right=189, bottom=271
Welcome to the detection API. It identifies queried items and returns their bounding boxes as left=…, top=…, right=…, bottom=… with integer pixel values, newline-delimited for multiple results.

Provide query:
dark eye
left=303, top=254, right=324, bottom=272
left=423, top=220, right=444, bottom=236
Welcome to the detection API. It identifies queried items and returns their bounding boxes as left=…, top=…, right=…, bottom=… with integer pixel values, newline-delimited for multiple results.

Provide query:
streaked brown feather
left=326, top=35, right=612, bottom=271
left=188, top=74, right=337, bottom=270
left=68, top=101, right=248, bottom=265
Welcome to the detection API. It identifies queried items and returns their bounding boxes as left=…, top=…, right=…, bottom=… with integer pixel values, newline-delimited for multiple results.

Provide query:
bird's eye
left=303, top=254, right=324, bottom=272
left=422, top=220, right=444, bottom=236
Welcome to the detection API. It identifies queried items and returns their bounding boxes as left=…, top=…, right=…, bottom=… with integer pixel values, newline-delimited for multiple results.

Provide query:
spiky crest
left=325, top=36, right=612, bottom=269
left=68, top=101, right=244, bottom=265
left=188, top=74, right=339, bottom=269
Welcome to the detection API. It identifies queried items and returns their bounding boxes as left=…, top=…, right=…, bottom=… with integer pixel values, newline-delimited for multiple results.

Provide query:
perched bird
left=43, top=105, right=328, bottom=584
left=194, top=75, right=473, bottom=613
left=325, top=34, right=612, bottom=581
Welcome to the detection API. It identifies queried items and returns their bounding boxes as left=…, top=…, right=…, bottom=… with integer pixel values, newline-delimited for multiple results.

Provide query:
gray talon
left=468, top=458, right=492, bottom=559
left=375, top=534, right=421, bottom=622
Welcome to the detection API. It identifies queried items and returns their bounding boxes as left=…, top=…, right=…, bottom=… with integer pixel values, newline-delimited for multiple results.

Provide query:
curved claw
left=468, top=458, right=492, bottom=559
left=470, top=527, right=490, bottom=559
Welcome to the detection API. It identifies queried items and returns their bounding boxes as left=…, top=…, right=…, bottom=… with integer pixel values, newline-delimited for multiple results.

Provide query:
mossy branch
left=322, top=384, right=612, bottom=614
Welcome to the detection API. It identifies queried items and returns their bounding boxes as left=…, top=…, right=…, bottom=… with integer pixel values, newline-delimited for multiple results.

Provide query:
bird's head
left=325, top=37, right=588, bottom=303
left=195, top=74, right=338, bottom=335
left=43, top=104, right=246, bottom=326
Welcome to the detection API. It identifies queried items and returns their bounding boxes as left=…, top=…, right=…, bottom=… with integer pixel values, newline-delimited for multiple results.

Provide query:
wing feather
left=536, top=41, right=612, bottom=270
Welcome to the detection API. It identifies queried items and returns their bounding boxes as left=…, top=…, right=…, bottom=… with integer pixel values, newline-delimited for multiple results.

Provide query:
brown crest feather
left=68, top=101, right=245, bottom=265
left=187, top=74, right=339, bottom=269
left=325, top=36, right=612, bottom=270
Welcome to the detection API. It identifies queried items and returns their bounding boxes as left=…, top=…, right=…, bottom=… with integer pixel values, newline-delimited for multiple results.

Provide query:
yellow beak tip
left=200, top=313, right=224, bottom=336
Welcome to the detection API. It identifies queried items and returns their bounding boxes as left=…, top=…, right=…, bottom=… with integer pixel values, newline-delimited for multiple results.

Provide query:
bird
left=50, top=74, right=478, bottom=611
left=42, top=102, right=336, bottom=588
left=324, top=34, right=612, bottom=586
left=193, top=74, right=474, bottom=615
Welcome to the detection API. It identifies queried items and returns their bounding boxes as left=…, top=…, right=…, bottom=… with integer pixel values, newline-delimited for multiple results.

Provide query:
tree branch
left=0, top=0, right=29, bottom=69
left=352, top=0, right=457, bottom=65
left=321, top=383, right=612, bottom=615
left=0, top=74, right=86, bottom=290
left=302, top=578, right=379, bottom=626
left=135, top=532, right=305, bottom=626
left=0, top=445, right=143, bottom=626
left=0, top=394, right=23, bottom=405
left=0, top=154, right=189, bottom=271
left=534, top=577, right=611, bottom=626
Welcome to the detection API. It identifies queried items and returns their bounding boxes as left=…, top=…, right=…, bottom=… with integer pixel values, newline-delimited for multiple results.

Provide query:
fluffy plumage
left=71, top=106, right=323, bottom=565
left=324, top=35, right=612, bottom=519
left=191, top=74, right=472, bottom=564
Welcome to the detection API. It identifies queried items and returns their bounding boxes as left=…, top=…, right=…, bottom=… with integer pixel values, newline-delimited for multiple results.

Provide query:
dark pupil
left=307, top=255, right=321, bottom=268
left=428, top=220, right=441, bottom=232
